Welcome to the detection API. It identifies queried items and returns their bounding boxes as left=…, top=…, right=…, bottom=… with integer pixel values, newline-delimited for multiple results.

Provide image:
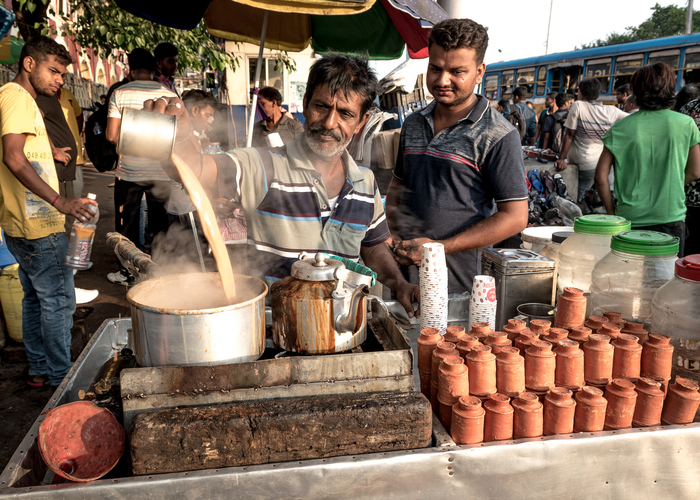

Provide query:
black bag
left=506, top=109, right=527, bottom=142
left=550, top=111, right=569, bottom=154
left=84, top=104, right=118, bottom=172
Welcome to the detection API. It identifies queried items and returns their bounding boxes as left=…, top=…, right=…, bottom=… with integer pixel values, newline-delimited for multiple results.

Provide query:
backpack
left=84, top=104, right=118, bottom=172
left=506, top=109, right=527, bottom=142
left=550, top=111, right=569, bottom=154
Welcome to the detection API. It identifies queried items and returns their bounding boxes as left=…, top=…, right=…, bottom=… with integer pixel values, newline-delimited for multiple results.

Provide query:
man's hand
left=396, top=281, right=420, bottom=318
left=392, top=237, right=435, bottom=267
left=142, top=96, right=191, bottom=140
left=54, top=197, right=98, bottom=222
left=52, top=146, right=72, bottom=165
left=554, top=159, right=568, bottom=171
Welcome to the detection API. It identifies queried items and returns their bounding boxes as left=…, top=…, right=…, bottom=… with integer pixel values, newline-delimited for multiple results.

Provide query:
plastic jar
left=589, top=231, right=678, bottom=326
left=557, top=215, right=631, bottom=313
left=651, top=254, right=700, bottom=412
left=540, top=231, right=573, bottom=306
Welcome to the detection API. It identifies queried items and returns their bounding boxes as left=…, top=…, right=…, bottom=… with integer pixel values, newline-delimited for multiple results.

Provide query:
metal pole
left=246, top=10, right=269, bottom=147
left=687, top=0, right=694, bottom=35
left=545, top=0, right=554, bottom=55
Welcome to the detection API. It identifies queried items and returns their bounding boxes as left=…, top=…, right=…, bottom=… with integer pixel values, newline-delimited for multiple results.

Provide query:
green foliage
left=578, top=3, right=700, bottom=49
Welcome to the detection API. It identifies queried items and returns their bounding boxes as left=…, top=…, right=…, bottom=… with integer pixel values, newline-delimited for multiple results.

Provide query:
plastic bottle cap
left=610, top=230, right=679, bottom=256
left=551, top=231, right=573, bottom=244
left=87, top=193, right=97, bottom=200
left=573, top=215, right=631, bottom=235
left=675, top=254, right=700, bottom=281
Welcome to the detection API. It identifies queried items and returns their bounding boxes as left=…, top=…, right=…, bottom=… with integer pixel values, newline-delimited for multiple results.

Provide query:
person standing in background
left=58, top=86, right=85, bottom=199
left=504, top=86, right=537, bottom=145
left=535, top=92, right=557, bottom=148
left=154, top=42, right=179, bottom=96
left=678, top=94, right=700, bottom=255
left=251, top=86, right=303, bottom=148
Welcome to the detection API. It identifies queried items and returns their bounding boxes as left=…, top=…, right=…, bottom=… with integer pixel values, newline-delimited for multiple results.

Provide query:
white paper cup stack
left=419, top=242, right=448, bottom=334
left=469, top=275, right=497, bottom=331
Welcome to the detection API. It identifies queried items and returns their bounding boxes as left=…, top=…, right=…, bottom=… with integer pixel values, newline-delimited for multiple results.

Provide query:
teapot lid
left=291, top=252, right=345, bottom=281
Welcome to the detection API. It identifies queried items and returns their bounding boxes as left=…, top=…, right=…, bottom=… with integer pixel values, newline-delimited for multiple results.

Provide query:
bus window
left=515, top=67, right=536, bottom=96
left=483, top=74, right=499, bottom=100
left=648, top=49, right=680, bottom=70
left=585, top=58, right=612, bottom=93
left=535, top=66, right=547, bottom=96
left=501, top=70, right=514, bottom=98
left=683, top=47, right=700, bottom=85
left=613, top=53, right=644, bottom=89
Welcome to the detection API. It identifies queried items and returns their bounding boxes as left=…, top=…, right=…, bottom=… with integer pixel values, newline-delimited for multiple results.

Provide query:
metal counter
left=2, top=309, right=700, bottom=499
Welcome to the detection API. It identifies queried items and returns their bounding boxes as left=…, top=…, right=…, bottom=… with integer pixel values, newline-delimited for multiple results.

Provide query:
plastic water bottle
left=65, top=193, right=99, bottom=270
left=93, top=121, right=103, bottom=135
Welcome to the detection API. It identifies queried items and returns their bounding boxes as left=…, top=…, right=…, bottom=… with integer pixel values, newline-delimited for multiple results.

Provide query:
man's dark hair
left=547, top=92, right=558, bottom=100
left=258, top=86, right=283, bottom=107
left=630, top=63, right=676, bottom=111
left=305, top=53, right=377, bottom=117
left=615, top=83, right=630, bottom=96
left=19, top=36, right=72, bottom=70
left=555, top=93, right=569, bottom=107
left=513, top=86, right=528, bottom=100
left=182, top=89, right=218, bottom=113
left=154, top=42, right=178, bottom=61
left=578, top=78, right=602, bottom=101
left=498, top=98, right=510, bottom=108
left=128, top=48, right=156, bottom=72
left=674, top=84, right=700, bottom=112
left=428, top=18, right=488, bottom=65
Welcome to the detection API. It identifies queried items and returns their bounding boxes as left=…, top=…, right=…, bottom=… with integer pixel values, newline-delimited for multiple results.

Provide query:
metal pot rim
left=126, top=273, right=268, bottom=315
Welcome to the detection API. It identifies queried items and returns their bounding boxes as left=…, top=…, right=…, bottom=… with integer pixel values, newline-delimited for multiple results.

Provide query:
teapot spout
left=334, top=283, right=369, bottom=334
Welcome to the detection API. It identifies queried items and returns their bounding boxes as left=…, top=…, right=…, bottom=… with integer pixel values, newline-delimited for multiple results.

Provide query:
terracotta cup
left=496, top=347, right=525, bottom=397
left=612, top=333, right=642, bottom=380
left=484, top=332, right=512, bottom=355
left=603, top=311, right=623, bottom=325
left=583, top=334, right=614, bottom=385
left=455, top=335, right=480, bottom=362
left=483, top=393, right=514, bottom=442
left=514, top=330, right=538, bottom=354
left=604, top=379, right=638, bottom=430
left=640, top=334, right=674, bottom=381
left=620, top=321, right=649, bottom=345
left=568, top=326, right=593, bottom=348
left=469, top=322, right=493, bottom=342
left=544, top=387, right=576, bottom=435
left=543, top=327, right=569, bottom=346
left=417, top=328, right=443, bottom=399
left=661, top=377, right=700, bottom=425
left=574, top=386, right=608, bottom=432
left=648, top=375, right=670, bottom=397
left=503, top=318, right=527, bottom=342
left=632, top=377, right=665, bottom=427
left=430, top=341, right=457, bottom=411
left=438, top=356, right=469, bottom=403
left=529, top=319, right=551, bottom=336
left=466, top=344, right=497, bottom=397
left=584, top=315, right=607, bottom=332
left=555, top=287, right=586, bottom=330
left=524, top=339, right=556, bottom=391
left=598, top=322, right=621, bottom=340
left=554, top=339, right=585, bottom=390
left=512, top=391, right=543, bottom=438
left=451, top=396, right=485, bottom=445
left=444, top=325, right=466, bottom=344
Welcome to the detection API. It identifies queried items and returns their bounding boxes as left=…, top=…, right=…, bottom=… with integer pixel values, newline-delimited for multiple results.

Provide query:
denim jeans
left=5, top=232, right=75, bottom=386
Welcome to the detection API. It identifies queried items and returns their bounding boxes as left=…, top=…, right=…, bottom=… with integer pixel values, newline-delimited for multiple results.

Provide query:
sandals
left=528, top=169, right=544, bottom=196
left=27, top=375, right=50, bottom=388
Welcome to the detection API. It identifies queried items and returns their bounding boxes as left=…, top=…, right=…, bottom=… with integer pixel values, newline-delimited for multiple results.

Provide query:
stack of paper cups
left=469, top=275, right=497, bottom=331
left=419, top=242, right=448, bottom=334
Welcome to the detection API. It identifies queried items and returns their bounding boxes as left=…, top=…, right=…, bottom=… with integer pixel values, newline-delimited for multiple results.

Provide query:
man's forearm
left=559, top=129, right=574, bottom=160
left=4, top=152, right=59, bottom=203
left=361, top=242, right=408, bottom=290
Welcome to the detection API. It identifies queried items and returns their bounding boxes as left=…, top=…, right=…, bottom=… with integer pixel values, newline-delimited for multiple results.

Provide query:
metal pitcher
left=118, top=108, right=177, bottom=161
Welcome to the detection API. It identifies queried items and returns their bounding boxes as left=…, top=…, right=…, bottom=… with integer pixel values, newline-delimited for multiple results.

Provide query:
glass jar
left=589, top=231, right=678, bottom=327
left=557, top=215, right=631, bottom=304
left=651, top=254, right=700, bottom=413
left=541, top=231, right=573, bottom=306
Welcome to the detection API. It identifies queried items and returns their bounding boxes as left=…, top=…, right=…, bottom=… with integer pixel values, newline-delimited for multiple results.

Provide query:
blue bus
left=481, top=33, right=700, bottom=110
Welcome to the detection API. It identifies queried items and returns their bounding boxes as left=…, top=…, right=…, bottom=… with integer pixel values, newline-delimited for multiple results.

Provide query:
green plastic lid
left=573, top=215, right=631, bottom=235
left=610, top=230, right=679, bottom=256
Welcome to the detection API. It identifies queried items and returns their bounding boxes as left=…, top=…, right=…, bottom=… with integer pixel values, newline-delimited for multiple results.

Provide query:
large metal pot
left=127, top=273, right=267, bottom=366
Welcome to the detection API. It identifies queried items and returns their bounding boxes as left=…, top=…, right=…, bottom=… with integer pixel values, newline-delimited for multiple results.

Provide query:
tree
left=578, top=3, right=700, bottom=49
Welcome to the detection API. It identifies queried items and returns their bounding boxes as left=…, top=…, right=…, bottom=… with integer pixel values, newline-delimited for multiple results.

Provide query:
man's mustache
left=308, top=126, right=342, bottom=141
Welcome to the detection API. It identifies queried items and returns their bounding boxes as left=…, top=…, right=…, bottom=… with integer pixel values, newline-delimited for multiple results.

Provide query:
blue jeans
left=578, top=169, right=596, bottom=203
left=5, top=232, right=75, bottom=386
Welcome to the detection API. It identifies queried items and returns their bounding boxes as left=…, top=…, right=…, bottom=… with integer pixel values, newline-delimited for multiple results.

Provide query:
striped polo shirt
left=213, top=137, right=390, bottom=283
left=108, top=80, right=177, bottom=182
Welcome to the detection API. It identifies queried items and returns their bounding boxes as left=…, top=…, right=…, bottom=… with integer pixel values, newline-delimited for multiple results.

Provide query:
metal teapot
left=271, top=252, right=370, bottom=354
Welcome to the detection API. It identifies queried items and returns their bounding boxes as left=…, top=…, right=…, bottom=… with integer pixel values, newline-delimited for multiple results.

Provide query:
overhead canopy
left=0, top=36, right=24, bottom=65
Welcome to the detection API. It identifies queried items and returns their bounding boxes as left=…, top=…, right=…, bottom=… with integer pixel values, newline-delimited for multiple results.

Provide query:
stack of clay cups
left=469, top=275, right=497, bottom=331
left=420, top=243, right=449, bottom=334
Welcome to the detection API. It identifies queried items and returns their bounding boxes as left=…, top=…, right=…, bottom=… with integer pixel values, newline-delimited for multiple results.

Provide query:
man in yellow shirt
left=0, top=36, right=97, bottom=389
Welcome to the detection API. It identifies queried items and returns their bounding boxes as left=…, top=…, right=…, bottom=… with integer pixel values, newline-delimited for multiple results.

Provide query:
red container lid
left=675, top=255, right=700, bottom=282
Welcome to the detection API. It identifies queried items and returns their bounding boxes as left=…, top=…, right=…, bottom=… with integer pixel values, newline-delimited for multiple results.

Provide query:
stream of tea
left=170, top=154, right=237, bottom=303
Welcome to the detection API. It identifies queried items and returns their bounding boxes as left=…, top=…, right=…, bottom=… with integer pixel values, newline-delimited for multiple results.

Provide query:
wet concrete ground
left=0, top=166, right=130, bottom=470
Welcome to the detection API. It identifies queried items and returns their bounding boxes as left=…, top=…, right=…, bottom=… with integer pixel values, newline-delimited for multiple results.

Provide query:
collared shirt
left=564, top=100, right=627, bottom=170
left=393, top=96, right=528, bottom=294
left=155, top=74, right=179, bottom=97
left=251, top=114, right=304, bottom=148
left=213, top=137, right=389, bottom=283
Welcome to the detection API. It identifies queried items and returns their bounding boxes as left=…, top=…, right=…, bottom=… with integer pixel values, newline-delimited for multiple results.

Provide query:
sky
left=371, top=0, right=688, bottom=79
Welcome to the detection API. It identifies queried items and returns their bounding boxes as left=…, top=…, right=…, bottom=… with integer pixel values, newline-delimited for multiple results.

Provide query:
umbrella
left=115, top=0, right=448, bottom=145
